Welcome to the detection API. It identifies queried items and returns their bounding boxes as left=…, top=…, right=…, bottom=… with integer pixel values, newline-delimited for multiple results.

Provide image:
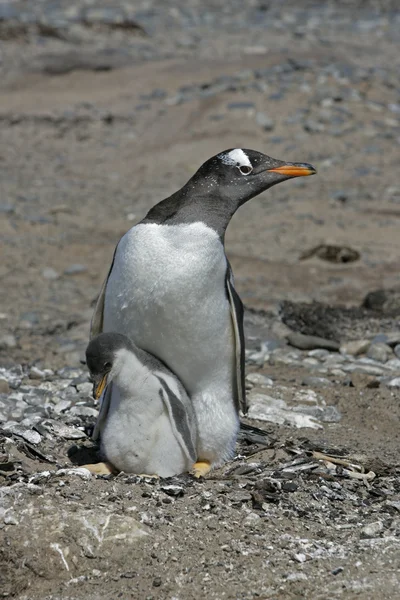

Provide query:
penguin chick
left=85, top=332, right=197, bottom=478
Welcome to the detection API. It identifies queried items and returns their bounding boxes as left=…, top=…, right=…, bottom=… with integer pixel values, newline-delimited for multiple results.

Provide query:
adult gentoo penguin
left=84, top=332, right=197, bottom=477
left=91, top=148, right=316, bottom=477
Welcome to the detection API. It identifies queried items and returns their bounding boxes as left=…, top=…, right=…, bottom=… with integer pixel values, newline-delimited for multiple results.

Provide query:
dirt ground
left=1, top=1, right=400, bottom=598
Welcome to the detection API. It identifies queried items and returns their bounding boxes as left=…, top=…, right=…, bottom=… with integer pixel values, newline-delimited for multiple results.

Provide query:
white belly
left=103, top=222, right=239, bottom=463
left=101, top=382, right=189, bottom=477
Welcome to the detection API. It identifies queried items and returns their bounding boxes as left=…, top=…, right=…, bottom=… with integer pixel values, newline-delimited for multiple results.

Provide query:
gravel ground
left=1, top=1, right=400, bottom=598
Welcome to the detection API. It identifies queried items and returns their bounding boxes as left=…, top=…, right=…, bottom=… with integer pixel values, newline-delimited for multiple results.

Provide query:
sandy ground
left=1, top=1, right=400, bottom=598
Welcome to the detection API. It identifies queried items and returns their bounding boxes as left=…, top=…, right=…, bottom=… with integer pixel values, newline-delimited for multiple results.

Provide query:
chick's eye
left=104, top=361, right=112, bottom=370
left=238, top=165, right=252, bottom=175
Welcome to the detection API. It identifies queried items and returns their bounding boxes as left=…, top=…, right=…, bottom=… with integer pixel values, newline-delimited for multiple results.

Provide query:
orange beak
left=94, top=374, right=108, bottom=400
left=267, top=163, right=317, bottom=177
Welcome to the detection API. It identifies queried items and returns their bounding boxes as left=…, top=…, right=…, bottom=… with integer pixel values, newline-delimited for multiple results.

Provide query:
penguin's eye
left=238, top=165, right=253, bottom=175
left=104, top=361, right=112, bottom=371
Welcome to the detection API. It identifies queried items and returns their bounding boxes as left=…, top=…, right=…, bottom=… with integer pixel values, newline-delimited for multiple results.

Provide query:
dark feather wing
left=225, top=262, right=247, bottom=415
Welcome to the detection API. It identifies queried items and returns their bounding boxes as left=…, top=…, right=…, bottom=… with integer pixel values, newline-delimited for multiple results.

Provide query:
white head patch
left=218, top=149, right=252, bottom=168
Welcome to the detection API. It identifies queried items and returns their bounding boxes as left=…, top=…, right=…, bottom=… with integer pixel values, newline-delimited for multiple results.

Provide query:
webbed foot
left=192, top=460, right=212, bottom=478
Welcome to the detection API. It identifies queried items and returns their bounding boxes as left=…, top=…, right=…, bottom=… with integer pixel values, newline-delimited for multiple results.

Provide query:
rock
left=0, top=378, right=10, bottom=394
left=243, top=512, right=261, bottom=527
left=301, top=376, right=333, bottom=388
left=246, top=373, right=273, bottom=387
left=248, top=393, right=323, bottom=429
left=393, top=344, right=400, bottom=359
left=287, top=332, right=340, bottom=351
left=42, top=419, right=87, bottom=440
left=293, top=552, right=307, bottom=563
left=385, top=358, right=400, bottom=370
left=29, top=366, right=50, bottom=380
left=69, top=405, right=98, bottom=418
left=160, top=484, right=184, bottom=497
left=308, top=349, right=330, bottom=360
left=55, top=468, right=92, bottom=480
left=361, top=521, right=384, bottom=538
left=367, top=342, right=391, bottom=363
left=42, top=267, right=59, bottom=280
left=350, top=373, right=380, bottom=389
left=76, top=382, right=92, bottom=395
left=64, top=263, right=87, bottom=275
left=340, top=340, right=370, bottom=356
left=255, top=112, right=275, bottom=131
left=2, top=423, right=42, bottom=444
left=0, top=334, right=17, bottom=349
left=227, top=102, right=255, bottom=110
left=53, top=399, right=72, bottom=414
left=385, top=377, right=400, bottom=388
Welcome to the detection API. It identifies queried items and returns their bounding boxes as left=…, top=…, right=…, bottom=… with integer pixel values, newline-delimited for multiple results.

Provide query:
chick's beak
left=93, top=374, right=108, bottom=400
left=267, top=162, right=317, bottom=177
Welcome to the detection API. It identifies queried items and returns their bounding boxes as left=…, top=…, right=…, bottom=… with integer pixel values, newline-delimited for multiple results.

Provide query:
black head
left=143, top=147, right=316, bottom=237
left=86, top=333, right=134, bottom=399
left=193, top=148, right=316, bottom=206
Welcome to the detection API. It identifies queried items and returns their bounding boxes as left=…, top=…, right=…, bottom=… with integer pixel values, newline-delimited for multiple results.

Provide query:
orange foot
left=192, top=460, right=212, bottom=478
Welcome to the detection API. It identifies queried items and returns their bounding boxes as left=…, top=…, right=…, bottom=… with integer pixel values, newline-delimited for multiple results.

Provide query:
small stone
left=308, top=349, right=330, bottom=359
left=361, top=521, right=383, bottom=538
left=255, top=112, right=275, bottom=131
left=246, top=373, right=273, bottom=387
left=0, top=378, right=10, bottom=394
left=331, top=567, right=344, bottom=576
left=227, top=101, right=255, bottom=110
left=243, top=512, right=261, bottom=527
left=55, top=467, right=91, bottom=480
left=160, top=485, right=184, bottom=497
left=69, top=405, right=98, bottom=418
left=42, top=267, right=59, bottom=280
left=2, top=423, right=42, bottom=444
left=282, top=482, right=298, bottom=492
left=76, top=382, right=93, bottom=395
left=340, top=340, right=370, bottom=356
left=293, top=552, right=307, bottom=563
left=52, top=399, right=72, bottom=414
left=287, top=332, right=339, bottom=351
left=386, top=377, right=400, bottom=388
left=29, top=366, right=46, bottom=380
left=302, top=376, right=333, bottom=388
left=367, top=343, right=391, bottom=363
left=351, top=373, right=380, bottom=389
left=393, top=344, right=400, bottom=359
left=0, top=334, right=17, bottom=349
left=152, top=577, right=162, bottom=587
left=64, top=264, right=87, bottom=275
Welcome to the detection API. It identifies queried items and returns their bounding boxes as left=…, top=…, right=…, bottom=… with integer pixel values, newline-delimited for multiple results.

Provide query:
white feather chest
left=103, top=222, right=235, bottom=396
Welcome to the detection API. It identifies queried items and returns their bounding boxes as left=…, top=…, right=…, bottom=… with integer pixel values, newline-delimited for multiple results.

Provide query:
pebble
left=29, top=366, right=53, bottom=380
left=0, top=334, right=17, bottom=349
left=42, top=267, right=59, bottom=280
left=76, top=382, right=93, bottom=395
left=2, top=422, right=42, bottom=444
left=0, top=378, right=10, bottom=394
left=64, top=264, right=87, bottom=275
left=340, top=340, right=370, bottom=356
left=386, top=377, right=400, bottom=388
left=227, top=101, right=255, bottom=111
left=301, top=376, right=333, bottom=388
left=308, top=349, right=330, bottom=360
left=255, top=111, right=275, bottom=131
left=287, top=332, right=339, bottom=351
left=350, top=373, right=380, bottom=389
left=243, top=512, right=261, bottom=527
left=361, top=521, right=384, bottom=538
left=394, top=344, right=400, bottom=359
left=246, top=373, right=273, bottom=387
left=366, top=343, right=391, bottom=363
